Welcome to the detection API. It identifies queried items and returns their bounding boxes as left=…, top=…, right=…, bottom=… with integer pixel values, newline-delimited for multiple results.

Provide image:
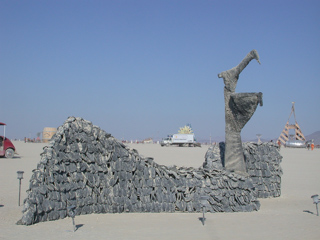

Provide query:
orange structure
left=278, top=102, right=305, bottom=145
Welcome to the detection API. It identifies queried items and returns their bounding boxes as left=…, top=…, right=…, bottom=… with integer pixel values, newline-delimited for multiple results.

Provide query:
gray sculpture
left=218, top=50, right=263, bottom=175
left=18, top=117, right=261, bottom=225
left=18, top=114, right=283, bottom=225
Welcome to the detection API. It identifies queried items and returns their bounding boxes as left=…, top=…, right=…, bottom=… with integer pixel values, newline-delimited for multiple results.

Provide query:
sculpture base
left=224, top=131, right=247, bottom=175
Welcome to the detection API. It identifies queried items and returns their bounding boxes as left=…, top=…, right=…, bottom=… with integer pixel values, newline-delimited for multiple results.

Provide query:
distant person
left=311, top=143, right=314, bottom=151
left=277, top=140, right=281, bottom=149
left=307, top=143, right=310, bottom=150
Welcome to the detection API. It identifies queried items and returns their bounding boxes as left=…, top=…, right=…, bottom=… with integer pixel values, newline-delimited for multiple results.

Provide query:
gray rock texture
left=218, top=141, right=283, bottom=198
left=218, top=50, right=263, bottom=175
left=243, top=142, right=283, bottom=198
left=18, top=117, right=264, bottom=225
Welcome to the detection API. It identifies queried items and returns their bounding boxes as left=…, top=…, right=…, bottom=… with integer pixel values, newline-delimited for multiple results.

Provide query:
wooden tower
left=278, top=102, right=305, bottom=144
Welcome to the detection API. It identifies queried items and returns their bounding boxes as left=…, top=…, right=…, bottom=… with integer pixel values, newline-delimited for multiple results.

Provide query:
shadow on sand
left=65, top=224, right=84, bottom=232
left=76, top=224, right=84, bottom=230
left=198, top=217, right=206, bottom=226
left=303, top=210, right=315, bottom=215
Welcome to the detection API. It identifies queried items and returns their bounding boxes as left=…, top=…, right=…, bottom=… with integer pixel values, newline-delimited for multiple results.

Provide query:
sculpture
left=218, top=50, right=263, bottom=175
left=18, top=117, right=261, bottom=225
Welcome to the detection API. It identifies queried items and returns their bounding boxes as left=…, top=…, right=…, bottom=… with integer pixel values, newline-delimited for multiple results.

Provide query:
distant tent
left=142, top=138, right=153, bottom=144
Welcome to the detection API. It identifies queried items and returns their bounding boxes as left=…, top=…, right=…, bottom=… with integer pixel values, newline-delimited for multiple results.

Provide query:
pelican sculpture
left=218, top=50, right=263, bottom=175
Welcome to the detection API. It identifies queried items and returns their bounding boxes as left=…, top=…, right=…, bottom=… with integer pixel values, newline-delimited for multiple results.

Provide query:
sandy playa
left=0, top=141, right=319, bottom=240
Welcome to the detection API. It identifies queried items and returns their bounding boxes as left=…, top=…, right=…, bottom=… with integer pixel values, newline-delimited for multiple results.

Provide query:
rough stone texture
left=218, top=141, right=283, bottom=198
left=243, top=142, right=283, bottom=198
left=18, top=117, right=261, bottom=225
left=218, top=50, right=263, bottom=175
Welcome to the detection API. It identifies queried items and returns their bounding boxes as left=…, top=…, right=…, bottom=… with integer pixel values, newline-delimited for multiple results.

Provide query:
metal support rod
left=202, top=206, right=206, bottom=225
left=203, top=207, right=205, bottom=221
left=72, top=217, right=76, bottom=232
left=311, top=195, right=319, bottom=216
left=18, top=179, right=21, bottom=206
left=67, top=205, right=76, bottom=232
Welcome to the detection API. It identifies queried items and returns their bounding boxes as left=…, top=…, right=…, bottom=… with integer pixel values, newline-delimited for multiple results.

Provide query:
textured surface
left=243, top=142, right=283, bottom=198
left=218, top=50, right=263, bottom=175
left=18, top=117, right=261, bottom=225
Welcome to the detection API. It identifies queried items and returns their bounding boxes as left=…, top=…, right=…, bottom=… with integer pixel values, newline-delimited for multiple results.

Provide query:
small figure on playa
left=311, top=142, right=314, bottom=151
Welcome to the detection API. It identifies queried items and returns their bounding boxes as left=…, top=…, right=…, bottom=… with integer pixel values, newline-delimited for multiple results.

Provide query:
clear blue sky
left=1, top=0, right=319, bottom=141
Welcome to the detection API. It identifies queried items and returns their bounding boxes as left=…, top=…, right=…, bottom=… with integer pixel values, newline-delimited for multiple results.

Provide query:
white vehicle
left=160, top=134, right=200, bottom=147
left=285, top=140, right=306, bottom=148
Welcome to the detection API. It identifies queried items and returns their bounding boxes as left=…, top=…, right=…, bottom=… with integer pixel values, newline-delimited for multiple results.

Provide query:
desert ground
left=0, top=141, right=319, bottom=240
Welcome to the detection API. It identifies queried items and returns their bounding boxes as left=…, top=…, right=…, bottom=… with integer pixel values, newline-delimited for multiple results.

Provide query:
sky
left=1, top=0, right=319, bottom=142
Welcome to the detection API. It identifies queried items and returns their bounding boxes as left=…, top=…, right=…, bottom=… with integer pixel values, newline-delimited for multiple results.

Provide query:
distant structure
left=42, top=127, right=57, bottom=143
left=278, top=102, right=305, bottom=144
left=256, top=134, right=262, bottom=144
left=142, top=138, right=153, bottom=144
left=178, top=124, right=193, bottom=134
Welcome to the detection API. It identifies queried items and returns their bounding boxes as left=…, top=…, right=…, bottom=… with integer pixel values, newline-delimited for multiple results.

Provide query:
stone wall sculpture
left=16, top=51, right=283, bottom=226
left=18, top=117, right=263, bottom=225
left=218, top=50, right=263, bottom=175
left=243, top=142, right=283, bottom=198
left=219, top=141, right=283, bottom=197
